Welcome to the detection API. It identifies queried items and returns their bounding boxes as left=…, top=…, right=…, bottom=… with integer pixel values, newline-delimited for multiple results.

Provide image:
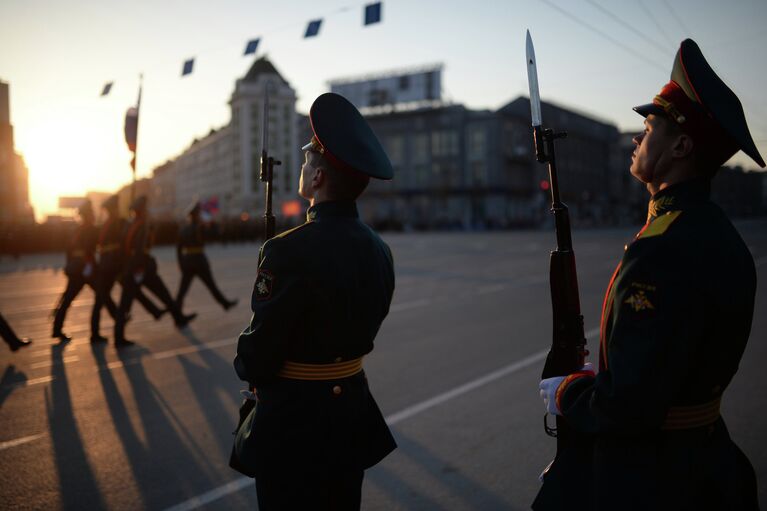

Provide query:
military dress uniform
left=114, top=196, right=193, bottom=344
left=175, top=203, right=236, bottom=311
left=52, top=200, right=117, bottom=341
left=535, top=40, right=763, bottom=511
left=231, top=93, right=397, bottom=510
left=92, top=196, right=165, bottom=342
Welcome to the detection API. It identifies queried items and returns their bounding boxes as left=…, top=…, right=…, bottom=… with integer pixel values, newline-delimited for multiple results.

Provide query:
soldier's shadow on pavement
left=176, top=330, right=242, bottom=463
left=47, top=342, right=108, bottom=510
left=0, top=365, right=27, bottom=408
left=367, top=428, right=521, bottom=511
left=90, top=342, right=221, bottom=510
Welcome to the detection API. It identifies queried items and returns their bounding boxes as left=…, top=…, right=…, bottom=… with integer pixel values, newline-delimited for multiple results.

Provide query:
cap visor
left=633, top=103, right=665, bottom=118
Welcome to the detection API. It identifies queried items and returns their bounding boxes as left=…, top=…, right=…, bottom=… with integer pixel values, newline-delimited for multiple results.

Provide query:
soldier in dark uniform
left=175, top=201, right=238, bottom=312
left=536, top=39, right=763, bottom=510
left=52, top=199, right=117, bottom=343
left=91, top=195, right=166, bottom=343
left=232, top=93, right=397, bottom=510
left=1, top=312, right=31, bottom=351
left=114, top=196, right=196, bottom=347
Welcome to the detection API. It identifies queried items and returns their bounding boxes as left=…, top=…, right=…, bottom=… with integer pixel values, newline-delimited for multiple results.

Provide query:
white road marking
left=477, top=283, right=507, bottom=294
left=0, top=433, right=46, bottom=451
left=28, top=356, right=80, bottom=370
left=390, top=298, right=431, bottom=312
left=162, top=478, right=254, bottom=511
left=161, top=326, right=601, bottom=511
left=8, top=339, right=237, bottom=389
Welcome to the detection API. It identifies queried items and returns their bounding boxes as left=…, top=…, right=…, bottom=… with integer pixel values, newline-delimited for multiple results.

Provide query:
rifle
left=230, top=80, right=282, bottom=477
left=259, top=81, right=281, bottom=245
left=526, top=30, right=591, bottom=495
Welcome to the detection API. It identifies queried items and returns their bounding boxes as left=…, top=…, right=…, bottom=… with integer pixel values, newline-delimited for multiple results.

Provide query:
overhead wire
left=538, top=0, right=667, bottom=73
left=638, top=0, right=675, bottom=47
left=583, top=0, right=671, bottom=57
left=660, top=0, right=693, bottom=38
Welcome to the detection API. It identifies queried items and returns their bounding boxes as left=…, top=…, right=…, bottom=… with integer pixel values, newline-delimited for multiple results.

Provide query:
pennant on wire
left=304, top=19, right=322, bottom=38
left=101, top=82, right=113, bottom=96
left=182, top=58, right=195, bottom=76
left=364, top=2, right=382, bottom=25
left=244, top=39, right=260, bottom=56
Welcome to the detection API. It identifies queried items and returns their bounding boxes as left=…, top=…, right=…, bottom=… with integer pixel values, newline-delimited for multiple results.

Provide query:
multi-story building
left=230, top=58, right=299, bottom=219
left=0, top=80, right=34, bottom=224
left=146, top=57, right=301, bottom=223
left=356, top=96, right=621, bottom=229
left=149, top=160, right=177, bottom=220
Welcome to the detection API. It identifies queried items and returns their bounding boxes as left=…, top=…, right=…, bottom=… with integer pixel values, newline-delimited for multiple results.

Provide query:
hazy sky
left=2, top=0, right=766, bottom=220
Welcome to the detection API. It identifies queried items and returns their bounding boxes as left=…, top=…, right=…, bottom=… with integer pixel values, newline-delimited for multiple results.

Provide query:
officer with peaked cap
left=52, top=199, right=118, bottom=342
left=91, top=194, right=167, bottom=343
left=175, top=199, right=238, bottom=312
left=231, top=93, right=396, bottom=510
left=535, top=39, right=761, bottom=510
left=114, top=195, right=196, bottom=347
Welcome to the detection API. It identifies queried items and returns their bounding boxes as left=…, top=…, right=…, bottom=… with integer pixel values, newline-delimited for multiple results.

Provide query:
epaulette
left=273, top=221, right=313, bottom=239
left=638, top=211, right=683, bottom=239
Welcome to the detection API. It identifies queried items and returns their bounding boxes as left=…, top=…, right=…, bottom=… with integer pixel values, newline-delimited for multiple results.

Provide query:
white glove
left=133, top=272, right=144, bottom=284
left=82, top=263, right=93, bottom=278
left=539, top=363, right=594, bottom=416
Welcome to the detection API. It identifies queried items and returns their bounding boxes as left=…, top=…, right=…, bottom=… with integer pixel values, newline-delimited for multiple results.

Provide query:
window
left=431, top=130, right=459, bottom=157
left=413, top=133, right=429, bottom=164
left=467, top=127, right=486, bottom=160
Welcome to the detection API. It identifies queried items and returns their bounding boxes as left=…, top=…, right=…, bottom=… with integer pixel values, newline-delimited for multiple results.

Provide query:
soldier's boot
left=8, top=337, right=32, bottom=351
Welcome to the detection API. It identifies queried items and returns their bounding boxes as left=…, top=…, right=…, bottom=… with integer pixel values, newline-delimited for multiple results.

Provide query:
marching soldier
left=92, top=195, right=167, bottom=343
left=536, top=40, right=762, bottom=510
left=175, top=200, right=238, bottom=312
left=114, top=196, right=196, bottom=347
left=232, top=93, right=397, bottom=510
left=52, top=199, right=117, bottom=343
left=1, top=312, right=31, bottom=351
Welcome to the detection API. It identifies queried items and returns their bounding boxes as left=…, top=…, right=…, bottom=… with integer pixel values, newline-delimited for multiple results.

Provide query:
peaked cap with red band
left=634, top=39, right=765, bottom=168
left=303, top=93, right=394, bottom=180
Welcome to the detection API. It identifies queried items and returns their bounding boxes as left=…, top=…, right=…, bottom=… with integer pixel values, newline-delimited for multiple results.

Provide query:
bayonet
left=525, top=31, right=590, bottom=505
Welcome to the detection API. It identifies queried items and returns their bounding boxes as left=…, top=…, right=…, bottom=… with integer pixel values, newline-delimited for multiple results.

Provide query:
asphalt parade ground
left=1, top=219, right=766, bottom=510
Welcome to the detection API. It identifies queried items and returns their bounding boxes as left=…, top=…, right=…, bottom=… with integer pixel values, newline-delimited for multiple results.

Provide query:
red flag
left=124, top=106, right=138, bottom=152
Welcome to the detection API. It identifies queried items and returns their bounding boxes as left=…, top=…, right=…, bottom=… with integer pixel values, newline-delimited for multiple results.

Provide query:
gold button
left=334, top=357, right=342, bottom=362
left=624, top=244, right=628, bottom=251
left=332, top=385, right=342, bottom=395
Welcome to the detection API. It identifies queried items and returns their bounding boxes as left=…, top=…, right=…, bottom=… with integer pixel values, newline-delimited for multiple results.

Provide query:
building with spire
left=148, top=57, right=300, bottom=222
left=0, top=80, right=34, bottom=224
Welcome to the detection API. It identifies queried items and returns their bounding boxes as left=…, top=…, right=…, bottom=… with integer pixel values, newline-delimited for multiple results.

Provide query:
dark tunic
left=53, top=223, right=101, bottom=336
left=233, top=200, right=396, bottom=477
left=535, top=178, right=758, bottom=510
left=64, top=224, right=98, bottom=277
left=175, top=221, right=231, bottom=309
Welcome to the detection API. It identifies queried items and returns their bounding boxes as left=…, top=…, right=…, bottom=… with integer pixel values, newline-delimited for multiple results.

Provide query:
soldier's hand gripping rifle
left=526, top=29, right=589, bottom=477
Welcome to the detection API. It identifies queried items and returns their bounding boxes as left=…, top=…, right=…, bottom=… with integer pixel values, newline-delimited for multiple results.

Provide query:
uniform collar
left=306, top=200, right=359, bottom=222
left=647, top=177, right=711, bottom=221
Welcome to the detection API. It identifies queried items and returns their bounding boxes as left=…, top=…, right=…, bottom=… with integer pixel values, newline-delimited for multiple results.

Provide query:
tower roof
left=243, top=57, right=286, bottom=84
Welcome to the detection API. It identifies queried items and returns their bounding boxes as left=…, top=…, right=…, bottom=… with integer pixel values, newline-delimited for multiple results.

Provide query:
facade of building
left=140, top=60, right=765, bottom=231
left=356, top=97, right=622, bottom=229
left=145, top=58, right=301, bottom=223
left=0, top=80, right=34, bottom=224
left=230, top=58, right=300, bottom=220
left=149, top=160, right=177, bottom=220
